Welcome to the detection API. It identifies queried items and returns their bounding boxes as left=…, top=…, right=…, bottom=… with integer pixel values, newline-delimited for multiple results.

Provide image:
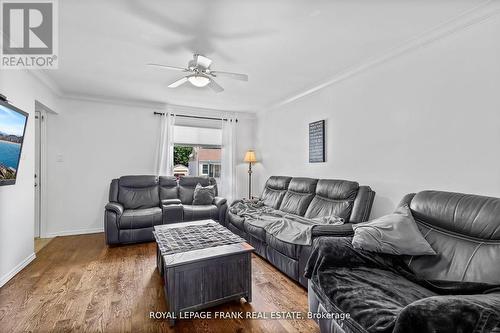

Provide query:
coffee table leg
left=245, top=253, right=252, bottom=303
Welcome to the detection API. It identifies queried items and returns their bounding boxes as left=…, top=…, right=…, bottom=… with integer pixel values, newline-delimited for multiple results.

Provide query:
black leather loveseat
left=307, top=190, right=500, bottom=333
left=226, top=176, right=375, bottom=287
left=104, top=175, right=227, bottom=245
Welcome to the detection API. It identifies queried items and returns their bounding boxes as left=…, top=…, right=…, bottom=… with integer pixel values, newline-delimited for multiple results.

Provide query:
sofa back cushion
left=109, top=179, right=119, bottom=202
left=178, top=176, right=217, bottom=204
left=279, top=178, right=318, bottom=216
left=261, top=176, right=292, bottom=209
left=304, top=179, right=359, bottom=221
left=118, top=175, right=159, bottom=209
left=159, top=176, right=178, bottom=200
left=406, top=191, right=500, bottom=284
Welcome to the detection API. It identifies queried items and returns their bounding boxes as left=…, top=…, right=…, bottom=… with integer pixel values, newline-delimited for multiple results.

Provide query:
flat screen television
left=0, top=98, right=29, bottom=186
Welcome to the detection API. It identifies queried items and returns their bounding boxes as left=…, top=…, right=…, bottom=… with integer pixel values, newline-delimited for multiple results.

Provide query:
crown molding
left=60, top=93, right=256, bottom=118
left=61, top=92, right=167, bottom=110
left=261, top=0, right=500, bottom=113
left=25, top=71, right=63, bottom=97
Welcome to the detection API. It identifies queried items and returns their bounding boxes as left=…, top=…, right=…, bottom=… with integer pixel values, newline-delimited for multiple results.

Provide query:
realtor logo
left=1, top=0, right=58, bottom=69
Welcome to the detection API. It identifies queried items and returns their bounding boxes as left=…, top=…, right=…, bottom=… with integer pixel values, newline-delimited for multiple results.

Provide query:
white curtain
left=220, top=115, right=237, bottom=203
left=156, top=112, right=175, bottom=176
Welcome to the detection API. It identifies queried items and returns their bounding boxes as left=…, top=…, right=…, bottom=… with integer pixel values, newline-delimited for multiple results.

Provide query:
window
left=212, top=164, right=221, bottom=178
left=173, top=145, right=221, bottom=181
left=199, top=163, right=221, bottom=178
left=201, top=164, right=209, bottom=175
left=172, top=124, right=222, bottom=180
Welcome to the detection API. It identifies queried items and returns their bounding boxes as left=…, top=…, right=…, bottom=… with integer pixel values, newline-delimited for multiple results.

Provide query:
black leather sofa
left=226, top=176, right=375, bottom=287
left=308, top=190, right=500, bottom=333
left=104, top=175, right=227, bottom=245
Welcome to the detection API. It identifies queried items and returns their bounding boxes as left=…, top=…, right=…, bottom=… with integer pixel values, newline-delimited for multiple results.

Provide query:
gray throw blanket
left=305, top=237, right=500, bottom=333
left=229, top=199, right=343, bottom=245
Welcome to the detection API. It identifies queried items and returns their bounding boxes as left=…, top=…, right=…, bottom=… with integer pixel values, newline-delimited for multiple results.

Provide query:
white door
left=34, top=111, right=41, bottom=238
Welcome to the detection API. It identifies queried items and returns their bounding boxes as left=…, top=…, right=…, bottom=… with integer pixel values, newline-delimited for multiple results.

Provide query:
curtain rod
left=153, top=112, right=238, bottom=122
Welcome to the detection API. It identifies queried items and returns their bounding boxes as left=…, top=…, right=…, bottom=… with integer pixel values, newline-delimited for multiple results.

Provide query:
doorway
left=34, top=101, right=53, bottom=252
left=34, top=110, right=41, bottom=237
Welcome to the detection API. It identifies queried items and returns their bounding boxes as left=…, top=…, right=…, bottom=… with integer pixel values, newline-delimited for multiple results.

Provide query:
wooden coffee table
left=154, top=220, right=254, bottom=326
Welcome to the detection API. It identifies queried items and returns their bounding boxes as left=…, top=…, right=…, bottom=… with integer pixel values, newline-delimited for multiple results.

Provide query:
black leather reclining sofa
left=104, top=175, right=227, bottom=245
left=226, top=176, right=375, bottom=287
left=308, top=190, right=500, bottom=333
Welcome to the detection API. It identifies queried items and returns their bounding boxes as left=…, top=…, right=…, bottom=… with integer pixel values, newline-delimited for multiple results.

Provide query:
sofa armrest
left=397, top=193, right=416, bottom=209
left=230, top=199, right=242, bottom=207
left=104, top=203, right=122, bottom=245
left=312, top=223, right=354, bottom=237
left=230, top=197, right=261, bottom=207
left=350, top=186, right=375, bottom=223
left=162, top=204, right=183, bottom=224
left=161, top=198, right=182, bottom=206
left=105, top=202, right=124, bottom=216
left=213, top=197, right=227, bottom=207
left=305, top=236, right=406, bottom=280
left=394, top=293, right=500, bottom=333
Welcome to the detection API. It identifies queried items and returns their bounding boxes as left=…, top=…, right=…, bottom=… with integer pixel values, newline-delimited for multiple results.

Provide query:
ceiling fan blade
left=147, top=63, right=188, bottom=72
left=210, top=71, right=248, bottom=81
left=168, top=77, right=188, bottom=88
left=208, top=78, right=224, bottom=93
left=194, top=54, right=212, bottom=69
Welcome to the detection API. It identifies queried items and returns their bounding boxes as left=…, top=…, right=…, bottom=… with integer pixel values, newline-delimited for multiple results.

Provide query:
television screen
left=0, top=100, right=29, bottom=186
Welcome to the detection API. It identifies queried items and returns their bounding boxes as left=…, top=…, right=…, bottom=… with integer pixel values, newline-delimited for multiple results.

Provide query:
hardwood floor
left=0, top=233, right=319, bottom=333
left=34, top=237, right=54, bottom=253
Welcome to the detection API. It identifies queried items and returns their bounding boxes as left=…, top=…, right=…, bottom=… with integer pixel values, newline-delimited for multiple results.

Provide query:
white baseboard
left=0, top=252, right=36, bottom=288
left=44, top=227, right=104, bottom=238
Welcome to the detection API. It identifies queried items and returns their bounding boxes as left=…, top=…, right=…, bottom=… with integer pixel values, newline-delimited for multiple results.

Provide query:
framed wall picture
left=309, top=120, right=325, bottom=163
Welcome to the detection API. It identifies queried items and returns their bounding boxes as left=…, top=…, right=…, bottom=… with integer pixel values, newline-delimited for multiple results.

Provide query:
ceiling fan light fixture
left=188, top=75, right=210, bottom=87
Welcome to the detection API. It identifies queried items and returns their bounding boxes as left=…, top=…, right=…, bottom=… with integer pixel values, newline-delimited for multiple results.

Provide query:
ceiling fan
left=148, top=54, right=248, bottom=93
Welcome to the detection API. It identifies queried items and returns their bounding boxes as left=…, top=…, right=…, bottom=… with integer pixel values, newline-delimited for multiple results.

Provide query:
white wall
left=235, top=117, right=257, bottom=199
left=45, top=98, right=160, bottom=236
left=0, top=71, right=59, bottom=286
left=256, top=17, right=500, bottom=218
left=45, top=98, right=256, bottom=236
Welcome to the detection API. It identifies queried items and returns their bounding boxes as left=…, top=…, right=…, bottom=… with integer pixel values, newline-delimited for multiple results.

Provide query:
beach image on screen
left=0, top=104, right=27, bottom=180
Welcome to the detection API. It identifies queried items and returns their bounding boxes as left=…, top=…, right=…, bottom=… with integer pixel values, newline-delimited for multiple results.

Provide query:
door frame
left=34, top=101, right=50, bottom=238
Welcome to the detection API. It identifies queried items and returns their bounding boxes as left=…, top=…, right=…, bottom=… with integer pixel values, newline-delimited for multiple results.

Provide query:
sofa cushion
left=279, top=177, right=318, bottom=216
left=178, top=176, right=215, bottom=204
left=159, top=176, right=178, bottom=200
left=266, top=233, right=301, bottom=259
left=261, top=176, right=292, bottom=209
left=304, top=179, right=359, bottom=221
left=406, top=191, right=500, bottom=284
left=310, top=266, right=436, bottom=333
left=193, top=183, right=216, bottom=205
left=182, top=204, right=218, bottom=221
left=352, top=205, right=436, bottom=256
left=244, top=221, right=267, bottom=241
left=227, top=211, right=245, bottom=231
left=118, top=176, right=159, bottom=209
left=119, top=207, right=162, bottom=229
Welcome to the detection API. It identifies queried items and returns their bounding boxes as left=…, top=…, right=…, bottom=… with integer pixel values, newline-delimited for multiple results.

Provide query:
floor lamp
left=244, top=150, right=257, bottom=199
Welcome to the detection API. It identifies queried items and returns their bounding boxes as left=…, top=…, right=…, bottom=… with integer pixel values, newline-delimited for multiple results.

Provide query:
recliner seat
left=105, top=175, right=227, bottom=245
left=226, top=175, right=375, bottom=287
left=308, top=190, right=500, bottom=333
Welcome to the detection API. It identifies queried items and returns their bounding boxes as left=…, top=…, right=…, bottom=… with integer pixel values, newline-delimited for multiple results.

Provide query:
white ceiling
left=45, top=0, right=489, bottom=112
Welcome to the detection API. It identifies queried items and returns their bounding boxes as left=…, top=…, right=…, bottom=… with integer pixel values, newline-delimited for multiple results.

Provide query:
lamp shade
left=244, top=150, right=257, bottom=163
